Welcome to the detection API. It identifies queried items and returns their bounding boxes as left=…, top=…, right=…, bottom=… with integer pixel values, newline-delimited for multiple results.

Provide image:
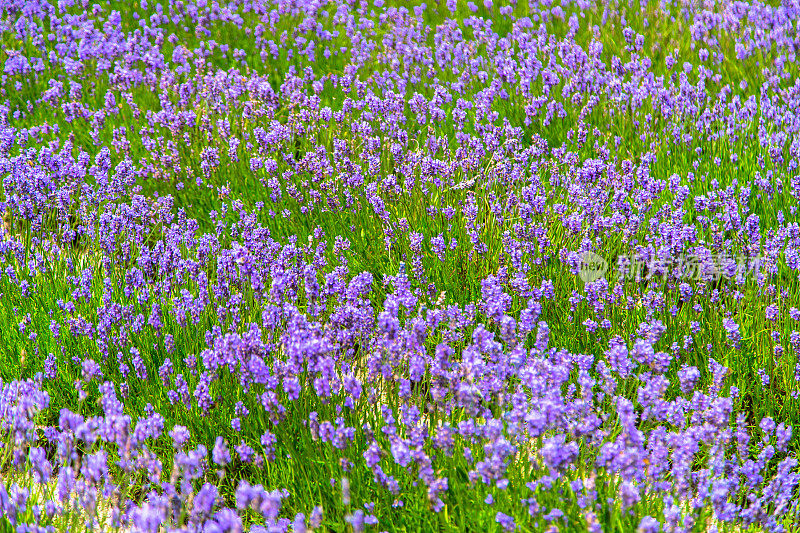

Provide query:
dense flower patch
left=2, top=0, right=800, bottom=531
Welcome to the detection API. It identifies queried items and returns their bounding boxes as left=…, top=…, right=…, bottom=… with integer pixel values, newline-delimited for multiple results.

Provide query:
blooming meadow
left=2, top=0, right=800, bottom=531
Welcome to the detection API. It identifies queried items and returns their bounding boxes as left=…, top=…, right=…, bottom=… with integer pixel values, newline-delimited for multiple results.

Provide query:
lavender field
left=2, top=0, right=800, bottom=531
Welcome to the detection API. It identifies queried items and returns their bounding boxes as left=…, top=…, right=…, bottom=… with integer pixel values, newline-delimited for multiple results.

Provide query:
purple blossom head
left=213, top=436, right=231, bottom=467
